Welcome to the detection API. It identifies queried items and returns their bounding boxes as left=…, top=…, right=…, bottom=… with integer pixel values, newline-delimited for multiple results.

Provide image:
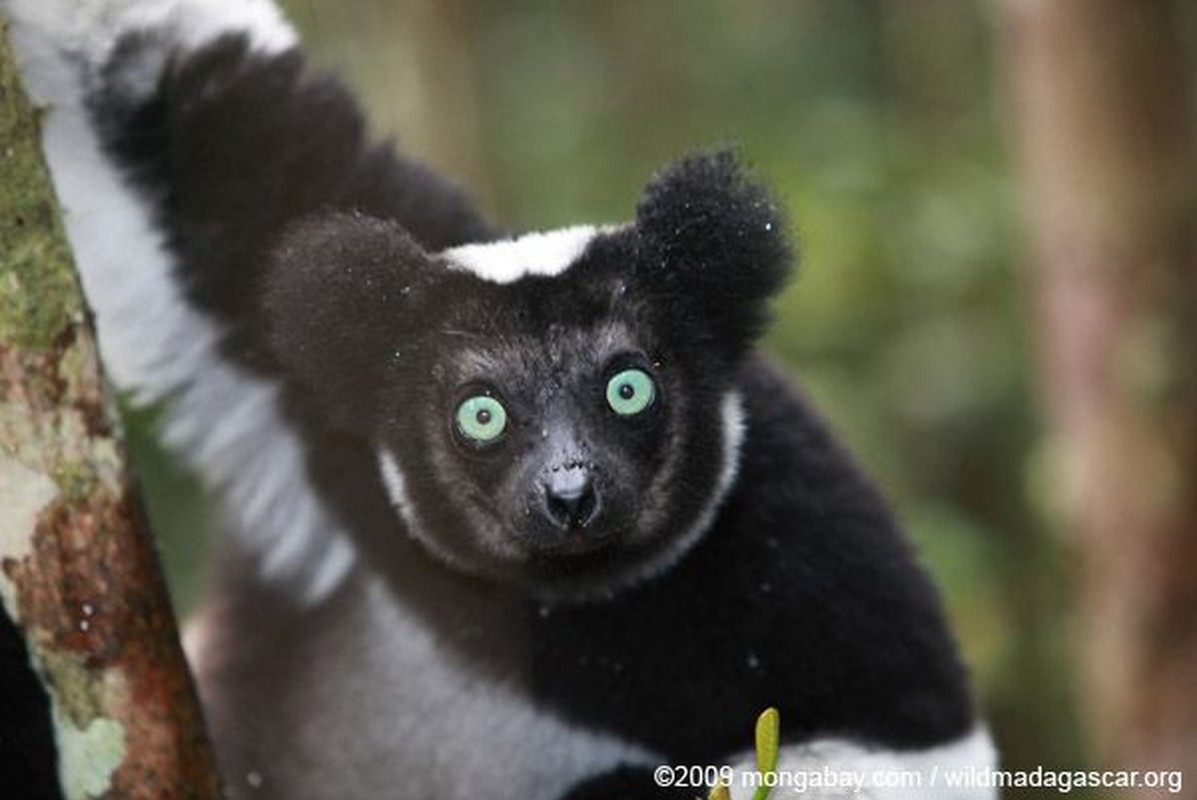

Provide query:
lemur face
left=371, top=263, right=746, bottom=596
left=260, top=152, right=792, bottom=597
left=406, top=316, right=669, bottom=568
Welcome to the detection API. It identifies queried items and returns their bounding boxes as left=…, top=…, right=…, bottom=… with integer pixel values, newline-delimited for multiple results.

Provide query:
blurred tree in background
left=125, top=2, right=1197, bottom=797
left=1000, top=0, right=1197, bottom=794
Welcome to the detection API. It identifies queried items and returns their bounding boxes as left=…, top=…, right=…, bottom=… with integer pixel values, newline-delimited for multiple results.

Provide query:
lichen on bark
left=0, top=20, right=81, bottom=350
left=1, top=15, right=222, bottom=800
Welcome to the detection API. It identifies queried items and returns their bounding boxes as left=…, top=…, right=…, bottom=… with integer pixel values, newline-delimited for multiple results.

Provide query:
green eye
left=456, top=395, right=508, bottom=444
left=606, top=368, right=656, bottom=416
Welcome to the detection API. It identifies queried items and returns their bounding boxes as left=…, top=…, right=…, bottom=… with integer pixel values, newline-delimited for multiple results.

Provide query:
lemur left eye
left=606, top=369, right=656, bottom=416
left=456, top=395, right=508, bottom=445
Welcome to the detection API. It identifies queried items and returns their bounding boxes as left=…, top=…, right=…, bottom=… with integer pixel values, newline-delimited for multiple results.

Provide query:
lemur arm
left=90, top=24, right=497, bottom=350
left=2, top=0, right=499, bottom=599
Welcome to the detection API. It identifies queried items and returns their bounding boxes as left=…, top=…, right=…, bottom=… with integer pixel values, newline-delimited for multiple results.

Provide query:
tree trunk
left=0, top=18, right=222, bottom=800
left=998, top=0, right=1197, bottom=790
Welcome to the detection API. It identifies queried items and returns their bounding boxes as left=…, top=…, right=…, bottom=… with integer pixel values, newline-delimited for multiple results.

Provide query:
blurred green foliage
left=128, top=1, right=1096, bottom=795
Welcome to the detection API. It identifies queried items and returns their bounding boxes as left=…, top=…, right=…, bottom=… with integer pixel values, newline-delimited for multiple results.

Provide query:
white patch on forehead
left=440, top=225, right=621, bottom=284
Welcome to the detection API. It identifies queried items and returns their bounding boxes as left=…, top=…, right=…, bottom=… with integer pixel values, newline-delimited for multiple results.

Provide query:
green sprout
left=707, top=707, right=780, bottom=800
left=751, top=708, right=780, bottom=800
left=708, top=781, right=732, bottom=800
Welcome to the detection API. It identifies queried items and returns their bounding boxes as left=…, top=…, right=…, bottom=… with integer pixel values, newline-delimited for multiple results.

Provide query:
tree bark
left=998, top=0, right=1197, bottom=789
left=0, top=17, right=222, bottom=800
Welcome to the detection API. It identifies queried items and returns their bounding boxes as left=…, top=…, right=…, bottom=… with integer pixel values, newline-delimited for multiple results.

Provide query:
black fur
left=92, top=34, right=497, bottom=365
left=633, top=150, right=793, bottom=362
left=528, top=361, right=973, bottom=759
left=259, top=212, right=438, bottom=429
left=84, top=31, right=978, bottom=800
left=0, top=607, right=62, bottom=800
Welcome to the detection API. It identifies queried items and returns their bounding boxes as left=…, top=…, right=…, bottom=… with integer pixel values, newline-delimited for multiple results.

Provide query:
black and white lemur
left=3, top=1, right=997, bottom=797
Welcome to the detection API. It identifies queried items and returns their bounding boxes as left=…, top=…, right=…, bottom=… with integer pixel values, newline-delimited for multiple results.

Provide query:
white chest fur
left=204, top=575, right=657, bottom=800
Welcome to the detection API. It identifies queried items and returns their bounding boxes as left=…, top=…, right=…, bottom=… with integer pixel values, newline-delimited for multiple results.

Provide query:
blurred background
left=128, top=2, right=1197, bottom=797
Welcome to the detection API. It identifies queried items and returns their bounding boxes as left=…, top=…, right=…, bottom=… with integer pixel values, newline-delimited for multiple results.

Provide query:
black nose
left=543, top=472, right=600, bottom=530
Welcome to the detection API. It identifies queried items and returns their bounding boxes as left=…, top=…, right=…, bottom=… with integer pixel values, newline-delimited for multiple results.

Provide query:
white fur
left=377, top=447, right=469, bottom=572
left=624, top=390, right=746, bottom=586
left=377, top=449, right=416, bottom=530
left=311, top=576, right=660, bottom=800
left=377, top=390, right=745, bottom=591
left=441, top=225, right=619, bottom=284
left=4, top=0, right=353, bottom=603
left=3, top=0, right=294, bottom=74
left=725, top=727, right=998, bottom=800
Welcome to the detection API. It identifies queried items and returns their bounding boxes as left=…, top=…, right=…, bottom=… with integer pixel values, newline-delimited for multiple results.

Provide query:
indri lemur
left=2, top=1, right=996, bottom=797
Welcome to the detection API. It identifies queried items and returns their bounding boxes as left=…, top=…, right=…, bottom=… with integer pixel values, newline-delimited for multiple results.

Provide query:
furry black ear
left=256, top=212, right=434, bottom=430
left=634, top=150, right=794, bottom=357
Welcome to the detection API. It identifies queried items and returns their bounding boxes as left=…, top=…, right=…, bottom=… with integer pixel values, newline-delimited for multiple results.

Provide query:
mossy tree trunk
left=0, top=17, right=222, bottom=800
left=999, top=0, right=1197, bottom=791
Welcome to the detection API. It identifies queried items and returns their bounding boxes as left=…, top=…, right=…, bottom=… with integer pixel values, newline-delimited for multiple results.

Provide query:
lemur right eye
left=455, top=395, right=508, bottom=445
